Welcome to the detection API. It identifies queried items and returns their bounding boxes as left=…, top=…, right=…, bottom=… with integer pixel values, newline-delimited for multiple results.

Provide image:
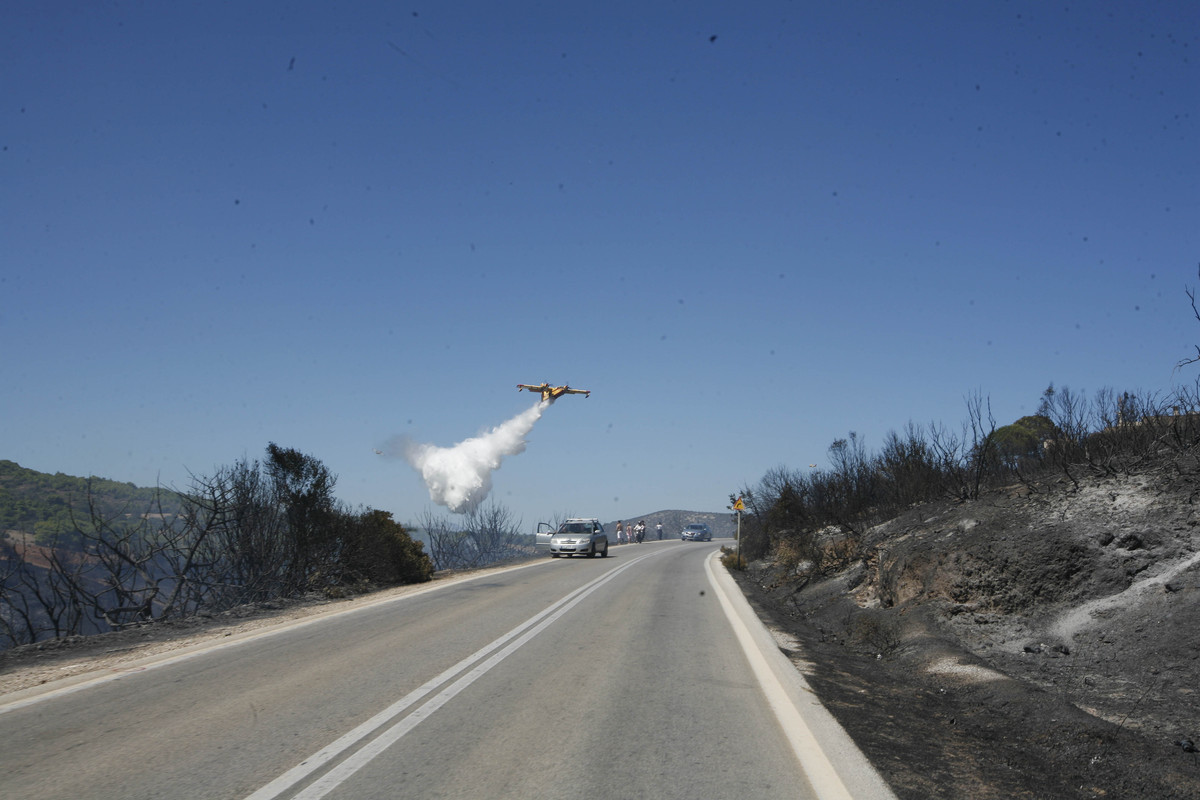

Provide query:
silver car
left=680, top=523, right=712, bottom=542
left=550, top=519, right=608, bottom=558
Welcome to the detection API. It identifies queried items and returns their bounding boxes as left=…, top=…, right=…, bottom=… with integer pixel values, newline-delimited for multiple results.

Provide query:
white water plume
left=391, top=400, right=549, bottom=514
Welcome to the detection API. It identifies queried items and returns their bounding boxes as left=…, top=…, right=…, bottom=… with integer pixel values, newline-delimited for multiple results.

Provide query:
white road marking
left=705, top=552, right=898, bottom=800
left=245, top=552, right=659, bottom=800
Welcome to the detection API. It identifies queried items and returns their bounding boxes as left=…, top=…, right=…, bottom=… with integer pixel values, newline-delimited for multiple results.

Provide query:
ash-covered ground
left=735, top=464, right=1200, bottom=799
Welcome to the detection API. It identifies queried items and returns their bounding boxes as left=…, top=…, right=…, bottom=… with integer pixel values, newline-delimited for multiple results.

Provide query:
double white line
left=245, top=552, right=655, bottom=800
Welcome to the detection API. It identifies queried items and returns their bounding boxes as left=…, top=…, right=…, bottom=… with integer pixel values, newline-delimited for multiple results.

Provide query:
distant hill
left=0, top=460, right=178, bottom=546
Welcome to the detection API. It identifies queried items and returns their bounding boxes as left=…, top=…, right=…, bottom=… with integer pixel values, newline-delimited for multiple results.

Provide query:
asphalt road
left=0, top=542, right=894, bottom=800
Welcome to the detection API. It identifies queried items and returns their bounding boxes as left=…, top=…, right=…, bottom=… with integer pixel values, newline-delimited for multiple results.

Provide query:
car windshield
left=560, top=523, right=592, bottom=534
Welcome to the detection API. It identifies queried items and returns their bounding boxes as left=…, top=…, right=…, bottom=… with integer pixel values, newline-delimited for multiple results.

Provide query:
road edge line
left=706, top=552, right=897, bottom=800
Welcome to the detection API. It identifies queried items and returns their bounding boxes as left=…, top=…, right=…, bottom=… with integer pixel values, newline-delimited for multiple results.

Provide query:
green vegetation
left=0, top=460, right=174, bottom=547
left=991, top=414, right=1057, bottom=464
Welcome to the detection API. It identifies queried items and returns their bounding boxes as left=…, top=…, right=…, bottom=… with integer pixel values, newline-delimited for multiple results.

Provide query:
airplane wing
left=516, top=383, right=588, bottom=400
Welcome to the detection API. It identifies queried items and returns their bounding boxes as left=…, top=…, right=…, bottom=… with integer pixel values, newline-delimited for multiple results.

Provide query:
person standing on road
left=615, top=521, right=624, bottom=544
left=655, top=522, right=663, bottom=540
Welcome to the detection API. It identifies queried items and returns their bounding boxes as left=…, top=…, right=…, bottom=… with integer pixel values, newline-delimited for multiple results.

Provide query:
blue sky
left=3, top=1, right=1197, bottom=530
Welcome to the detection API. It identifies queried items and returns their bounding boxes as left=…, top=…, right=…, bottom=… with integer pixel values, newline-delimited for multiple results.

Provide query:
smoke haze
left=390, top=400, right=549, bottom=514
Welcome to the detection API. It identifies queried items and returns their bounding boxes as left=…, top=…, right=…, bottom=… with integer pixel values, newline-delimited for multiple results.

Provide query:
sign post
left=732, top=496, right=744, bottom=565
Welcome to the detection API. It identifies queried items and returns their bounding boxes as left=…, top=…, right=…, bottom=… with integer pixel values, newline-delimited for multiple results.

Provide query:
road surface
left=0, top=542, right=894, bottom=799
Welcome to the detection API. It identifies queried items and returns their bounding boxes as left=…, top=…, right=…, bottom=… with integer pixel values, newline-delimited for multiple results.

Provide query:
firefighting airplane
left=516, top=383, right=591, bottom=402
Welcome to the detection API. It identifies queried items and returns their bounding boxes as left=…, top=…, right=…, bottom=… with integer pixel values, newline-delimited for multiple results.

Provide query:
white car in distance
left=545, top=518, right=608, bottom=558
